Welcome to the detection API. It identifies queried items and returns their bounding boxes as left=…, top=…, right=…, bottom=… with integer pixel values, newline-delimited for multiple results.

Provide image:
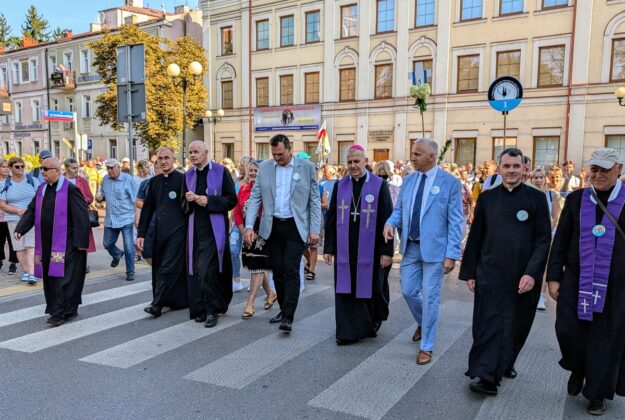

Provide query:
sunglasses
left=41, top=167, right=58, bottom=172
left=11, top=164, right=24, bottom=169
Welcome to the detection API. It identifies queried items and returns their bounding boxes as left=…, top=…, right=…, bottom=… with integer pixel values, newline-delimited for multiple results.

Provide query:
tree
left=0, top=13, right=11, bottom=45
left=89, top=25, right=208, bottom=151
left=52, top=27, right=71, bottom=39
left=21, top=5, right=49, bottom=42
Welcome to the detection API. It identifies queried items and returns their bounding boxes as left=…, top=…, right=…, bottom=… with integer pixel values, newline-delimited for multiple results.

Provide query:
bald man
left=15, top=157, right=90, bottom=326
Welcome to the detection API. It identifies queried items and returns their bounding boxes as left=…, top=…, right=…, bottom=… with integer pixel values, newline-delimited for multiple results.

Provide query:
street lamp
left=167, top=61, right=203, bottom=163
left=205, top=109, right=225, bottom=159
left=615, top=86, right=625, bottom=106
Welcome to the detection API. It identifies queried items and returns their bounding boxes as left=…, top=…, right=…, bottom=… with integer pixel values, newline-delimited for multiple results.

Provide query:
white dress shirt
left=274, top=159, right=294, bottom=218
left=409, top=165, right=439, bottom=227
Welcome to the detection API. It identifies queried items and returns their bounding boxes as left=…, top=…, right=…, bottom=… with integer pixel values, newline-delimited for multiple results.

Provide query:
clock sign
left=488, top=76, right=523, bottom=112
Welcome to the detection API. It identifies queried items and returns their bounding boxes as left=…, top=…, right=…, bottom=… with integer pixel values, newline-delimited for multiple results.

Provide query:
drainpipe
left=45, top=48, right=51, bottom=151
left=563, top=0, right=578, bottom=162
left=248, top=0, right=253, bottom=157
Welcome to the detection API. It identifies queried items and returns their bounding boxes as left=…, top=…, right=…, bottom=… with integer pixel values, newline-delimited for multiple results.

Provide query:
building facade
left=201, top=0, right=625, bottom=168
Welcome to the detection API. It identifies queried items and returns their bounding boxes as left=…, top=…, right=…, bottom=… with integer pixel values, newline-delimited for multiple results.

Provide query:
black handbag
left=88, top=209, right=100, bottom=228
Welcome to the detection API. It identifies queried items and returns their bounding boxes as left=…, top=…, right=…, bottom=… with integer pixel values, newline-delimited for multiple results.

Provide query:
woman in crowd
left=374, top=160, right=400, bottom=206
left=0, top=158, right=18, bottom=274
left=229, top=156, right=251, bottom=292
left=134, top=160, right=151, bottom=187
left=233, top=159, right=277, bottom=318
left=0, top=157, right=40, bottom=284
left=458, top=168, right=474, bottom=247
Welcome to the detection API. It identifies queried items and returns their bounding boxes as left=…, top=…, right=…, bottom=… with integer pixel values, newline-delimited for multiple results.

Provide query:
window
left=500, top=0, right=523, bottom=15
left=534, top=136, right=559, bottom=168
left=611, top=38, right=625, bottom=82
left=304, top=72, right=320, bottom=104
left=542, top=0, right=568, bottom=9
left=280, top=75, right=294, bottom=105
left=29, top=59, right=38, bottom=81
left=340, top=68, right=356, bottom=102
left=257, top=143, right=269, bottom=160
left=15, top=102, right=22, bottom=123
left=256, top=77, right=269, bottom=107
left=221, top=81, right=233, bottom=110
left=280, top=16, right=295, bottom=47
left=375, top=64, right=393, bottom=99
left=305, top=11, right=320, bottom=43
left=0, top=66, right=7, bottom=89
left=80, top=50, right=90, bottom=72
left=461, top=0, right=482, bottom=21
left=413, top=59, right=433, bottom=86
left=49, top=55, right=57, bottom=74
left=305, top=142, right=317, bottom=157
left=221, top=27, right=233, bottom=55
left=32, top=99, right=41, bottom=121
left=12, top=62, right=20, bottom=85
left=109, top=139, right=117, bottom=159
left=256, top=20, right=269, bottom=50
left=17, top=142, right=22, bottom=156
left=33, top=140, right=40, bottom=154
left=376, top=0, right=395, bottom=33
left=416, top=0, right=435, bottom=27
left=338, top=141, right=354, bottom=164
left=496, top=50, right=521, bottom=78
left=341, top=4, right=358, bottom=38
left=52, top=98, right=59, bottom=111
left=492, top=137, right=518, bottom=160
left=223, top=143, right=234, bottom=160
left=607, top=135, right=625, bottom=163
left=68, top=97, right=74, bottom=113
left=54, top=140, right=60, bottom=157
left=457, top=55, right=480, bottom=92
left=538, top=45, right=565, bottom=87
left=21, top=61, right=30, bottom=83
left=83, top=95, right=92, bottom=117
left=455, top=138, right=476, bottom=166
left=63, top=51, right=73, bottom=70
left=4, top=142, right=9, bottom=154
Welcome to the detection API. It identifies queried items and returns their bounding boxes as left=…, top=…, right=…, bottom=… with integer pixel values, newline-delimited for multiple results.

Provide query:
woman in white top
left=0, top=158, right=18, bottom=274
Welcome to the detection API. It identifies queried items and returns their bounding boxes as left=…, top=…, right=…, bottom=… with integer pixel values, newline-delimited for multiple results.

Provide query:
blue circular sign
left=488, top=77, right=523, bottom=112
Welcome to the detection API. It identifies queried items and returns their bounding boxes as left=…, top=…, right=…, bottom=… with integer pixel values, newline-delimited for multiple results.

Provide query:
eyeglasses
left=41, top=167, right=58, bottom=172
left=11, top=165, right=24, bottom=169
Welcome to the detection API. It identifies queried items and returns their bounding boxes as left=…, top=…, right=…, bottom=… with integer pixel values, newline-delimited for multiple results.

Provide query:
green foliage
left=0, top=13, right=11, bottom=44
left=5, top=36, right=22, bottom=50
left=51, top=27, right=71, bottom=39
left=437, top=139, right=452, bottom=165
left=89, top=25, right=208, bottom=152
left=21, top=5, right=50, bottom=42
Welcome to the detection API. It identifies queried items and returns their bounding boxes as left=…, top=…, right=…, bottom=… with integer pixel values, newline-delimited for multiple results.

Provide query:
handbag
left=88, top=209, right=100, bottom=228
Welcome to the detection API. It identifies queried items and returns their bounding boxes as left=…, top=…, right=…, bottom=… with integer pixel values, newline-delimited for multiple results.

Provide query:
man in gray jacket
left=244, top=134, right=321, bottom=333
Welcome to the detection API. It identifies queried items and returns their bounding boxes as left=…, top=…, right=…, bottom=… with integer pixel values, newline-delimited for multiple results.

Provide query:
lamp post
left=204, top=109, right=225, bottom=160
left=167, top=61, right=203, bottom=163
left=615, top=86, right=625, bottom=106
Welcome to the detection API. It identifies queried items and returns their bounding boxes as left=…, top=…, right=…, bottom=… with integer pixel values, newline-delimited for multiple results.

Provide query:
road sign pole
left=73, top=112, right=79, bottom=160
left=502, top=111, right=507, bottom=149
left=126, top=47, right=135, bottom=177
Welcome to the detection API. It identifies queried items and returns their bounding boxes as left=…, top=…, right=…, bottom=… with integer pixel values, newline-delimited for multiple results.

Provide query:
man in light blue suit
left=384, top=139, right=463, bottom=365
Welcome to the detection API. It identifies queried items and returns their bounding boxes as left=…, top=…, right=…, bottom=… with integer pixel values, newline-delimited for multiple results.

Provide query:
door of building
left=373, top=149, right=390, bottom=162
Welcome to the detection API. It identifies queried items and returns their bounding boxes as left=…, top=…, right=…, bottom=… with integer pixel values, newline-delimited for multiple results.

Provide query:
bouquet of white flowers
left=410, top=83, right=431, bottom=113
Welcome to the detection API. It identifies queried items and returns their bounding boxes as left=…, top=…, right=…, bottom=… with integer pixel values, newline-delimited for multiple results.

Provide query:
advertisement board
left=254, top=104, right=321, bottom=132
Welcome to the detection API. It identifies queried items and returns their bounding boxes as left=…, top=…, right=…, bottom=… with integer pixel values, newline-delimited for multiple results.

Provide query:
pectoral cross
left=361, top=203, right=376, bottom=229
left=337, top=200, right=349, bottom=225
left=581, top=298, right=589, bottom=314
left=351, top=208, right=360, bottom=222
left=592, top=290, right=601, bottom=305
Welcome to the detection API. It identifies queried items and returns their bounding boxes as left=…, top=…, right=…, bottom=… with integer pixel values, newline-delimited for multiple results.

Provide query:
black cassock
left=459, top=183, right=551, bottom=385
left=182, top=166, right=237, bottom=319
left=324, top=176, right=393, bottom=341
left=16, top=181, right=89, bottom=318
left=138, top=171, right=188, bottom=310
left=547, top=186, right=625, bottom=400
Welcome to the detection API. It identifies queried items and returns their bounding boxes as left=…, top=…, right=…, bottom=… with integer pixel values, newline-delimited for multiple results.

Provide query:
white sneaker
left=537, top=293, right=546, bottom=311
left=232, top=281, right=244, bottom=293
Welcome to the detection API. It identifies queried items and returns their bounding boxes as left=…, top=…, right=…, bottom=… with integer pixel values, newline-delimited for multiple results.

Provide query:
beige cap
left=588, top=148, right=620, bottom=169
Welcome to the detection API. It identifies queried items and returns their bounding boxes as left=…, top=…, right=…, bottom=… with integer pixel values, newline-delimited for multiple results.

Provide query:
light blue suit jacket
left=386, top=169, right=463, bottom=262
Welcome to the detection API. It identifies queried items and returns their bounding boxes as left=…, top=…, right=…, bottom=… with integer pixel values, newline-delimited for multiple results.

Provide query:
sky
left=2, top=0, right=197, bottom=36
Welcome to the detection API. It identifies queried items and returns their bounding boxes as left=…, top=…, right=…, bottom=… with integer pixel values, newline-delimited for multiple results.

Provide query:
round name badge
left=168, top=191, right=177, bottom=200
left=365, top=194, right=375, bottom=203
left=431, top=186, right=440, bottom=195
left=516, top=210, right=529, bottom=222
left=293, top=173, right=300, bottom=181
left=592, top=225, right=606, bottom=238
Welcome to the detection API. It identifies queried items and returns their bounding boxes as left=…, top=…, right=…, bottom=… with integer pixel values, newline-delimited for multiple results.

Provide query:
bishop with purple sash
left=182, top=162, right=238, bottom=320
left=324, top=172, right=393, bottom=342
left=15, top=176, right=89, bottom=321
left=548, top=181, right=625, bottom=402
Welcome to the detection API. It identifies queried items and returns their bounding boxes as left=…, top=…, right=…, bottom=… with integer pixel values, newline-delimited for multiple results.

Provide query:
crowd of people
left=1, top=137, right=624, bottom=416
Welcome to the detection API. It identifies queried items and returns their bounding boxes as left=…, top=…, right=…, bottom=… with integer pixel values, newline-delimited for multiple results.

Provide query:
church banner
left=254, top=104, right=321, bottom=132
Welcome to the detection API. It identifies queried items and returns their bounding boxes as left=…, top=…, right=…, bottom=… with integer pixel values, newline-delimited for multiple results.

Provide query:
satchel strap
left=589, top=187, right=625, bottom=242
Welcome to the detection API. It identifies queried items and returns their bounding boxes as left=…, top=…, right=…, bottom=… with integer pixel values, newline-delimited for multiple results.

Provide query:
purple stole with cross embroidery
left=336, top=173, right=383, bottom=299
left=185, top=163, right=226, bottom=275
left=578, top=186, right=625, bottom=320
left=34, top=177, right=69, bottom=278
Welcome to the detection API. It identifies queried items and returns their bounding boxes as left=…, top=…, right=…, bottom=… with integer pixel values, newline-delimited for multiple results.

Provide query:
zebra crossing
left=0, top=278, right=624, bottom=420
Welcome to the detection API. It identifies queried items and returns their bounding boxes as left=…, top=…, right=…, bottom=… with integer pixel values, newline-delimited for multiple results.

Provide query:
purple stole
left=336, top=173, right=383, bottom=299
left=34, top=177, right=69, bottom=279
left=185, top=163, right=226, bottom=275
left=578, top=185, right=625, bottom=320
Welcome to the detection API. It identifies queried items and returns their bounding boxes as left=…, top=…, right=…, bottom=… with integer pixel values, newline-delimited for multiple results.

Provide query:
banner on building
left=254, top=104, right=321, bottom=132
left=43, top=110, right=74, bottom=122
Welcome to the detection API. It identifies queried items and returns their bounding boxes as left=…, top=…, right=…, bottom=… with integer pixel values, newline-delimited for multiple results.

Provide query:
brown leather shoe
left=416, top=350, right=433, bottom=365
left=412, top=326, right=422, bottom=342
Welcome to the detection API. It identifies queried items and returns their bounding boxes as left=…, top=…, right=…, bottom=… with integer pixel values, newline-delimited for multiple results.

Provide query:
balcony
left=51, top=70, right=76, bottom=90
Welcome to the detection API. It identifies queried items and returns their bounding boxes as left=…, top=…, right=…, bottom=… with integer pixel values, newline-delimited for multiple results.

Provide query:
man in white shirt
left=561, top=160, right=581, bottom=192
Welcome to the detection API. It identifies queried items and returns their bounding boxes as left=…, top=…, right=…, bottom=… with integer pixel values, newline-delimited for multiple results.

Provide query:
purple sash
left=336, top=174, right=383, bottom=299
left=34, top=177, right=69, bottom=278
left=578, top=186, right=625, bottom=320
left=185, top=163, right=226, bottom=275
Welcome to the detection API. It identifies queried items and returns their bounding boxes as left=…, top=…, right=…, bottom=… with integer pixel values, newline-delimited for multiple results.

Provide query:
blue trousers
left=399, top=241, right=444, bottom=352
left=229, top=226, right=241, bottom=278
left=103, top=223, right=135, bottom=276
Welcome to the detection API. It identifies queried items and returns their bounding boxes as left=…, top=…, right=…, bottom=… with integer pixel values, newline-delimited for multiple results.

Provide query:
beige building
left=201, top=0, right=625, bottom=169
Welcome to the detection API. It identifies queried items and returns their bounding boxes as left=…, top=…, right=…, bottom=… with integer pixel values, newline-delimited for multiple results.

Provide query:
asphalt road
left=0, top=261, right=623, bottom=420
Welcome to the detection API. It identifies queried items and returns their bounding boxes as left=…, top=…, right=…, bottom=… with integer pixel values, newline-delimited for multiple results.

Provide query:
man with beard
left=137, top=147, right=188, bottom=317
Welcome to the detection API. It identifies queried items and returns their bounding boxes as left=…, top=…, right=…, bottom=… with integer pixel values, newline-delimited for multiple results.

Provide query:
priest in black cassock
left=137, top=146, right=188, bottom=318
left=14, top=157, right=89, bottom=327
left=547, top=148, right=625, bottom=416
left=183, top=141, right=237, bottom=328
left=459, top=148, right=551, bottom=395
left=323, top=145, right=393, bottom=345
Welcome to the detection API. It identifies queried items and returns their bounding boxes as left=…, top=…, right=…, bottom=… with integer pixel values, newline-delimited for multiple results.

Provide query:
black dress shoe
left=269, top=312, right=283, bottom=324
left=336, top=338, right=358, bottom=346
left=204, top=314, right=218, bottom=328
left=469, top=378, right=498, bottom=396
left=195, top=314, right=207, bottom=323
left=568, top=371, right=584, bottom=396
left=46, top=317, right=66, bottom=327
left=504, top=368, right=517, bottom=379
left=373, top=321, right=382, bottom=332
left=279, top=319, right=292, bottom=333
left=111, top=252, right=124, bottom=268
left=587, top=398, right=607, bottom=416
left=64, top=313, right=78, bottom=320
left=126, top=274, right=135, bottom=282
left=143, top=305, right=162, bottom=317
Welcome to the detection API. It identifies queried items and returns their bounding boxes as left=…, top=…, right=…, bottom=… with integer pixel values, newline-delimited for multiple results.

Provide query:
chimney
left=0, top=43, right=4, bottom=55
left=174, top=5, right=190, bottom=14
left=63, top=31, right=73, bottom=39
left=90, top=23, right=102, bottom=32
left=22, top=37, right=38, bottom=48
